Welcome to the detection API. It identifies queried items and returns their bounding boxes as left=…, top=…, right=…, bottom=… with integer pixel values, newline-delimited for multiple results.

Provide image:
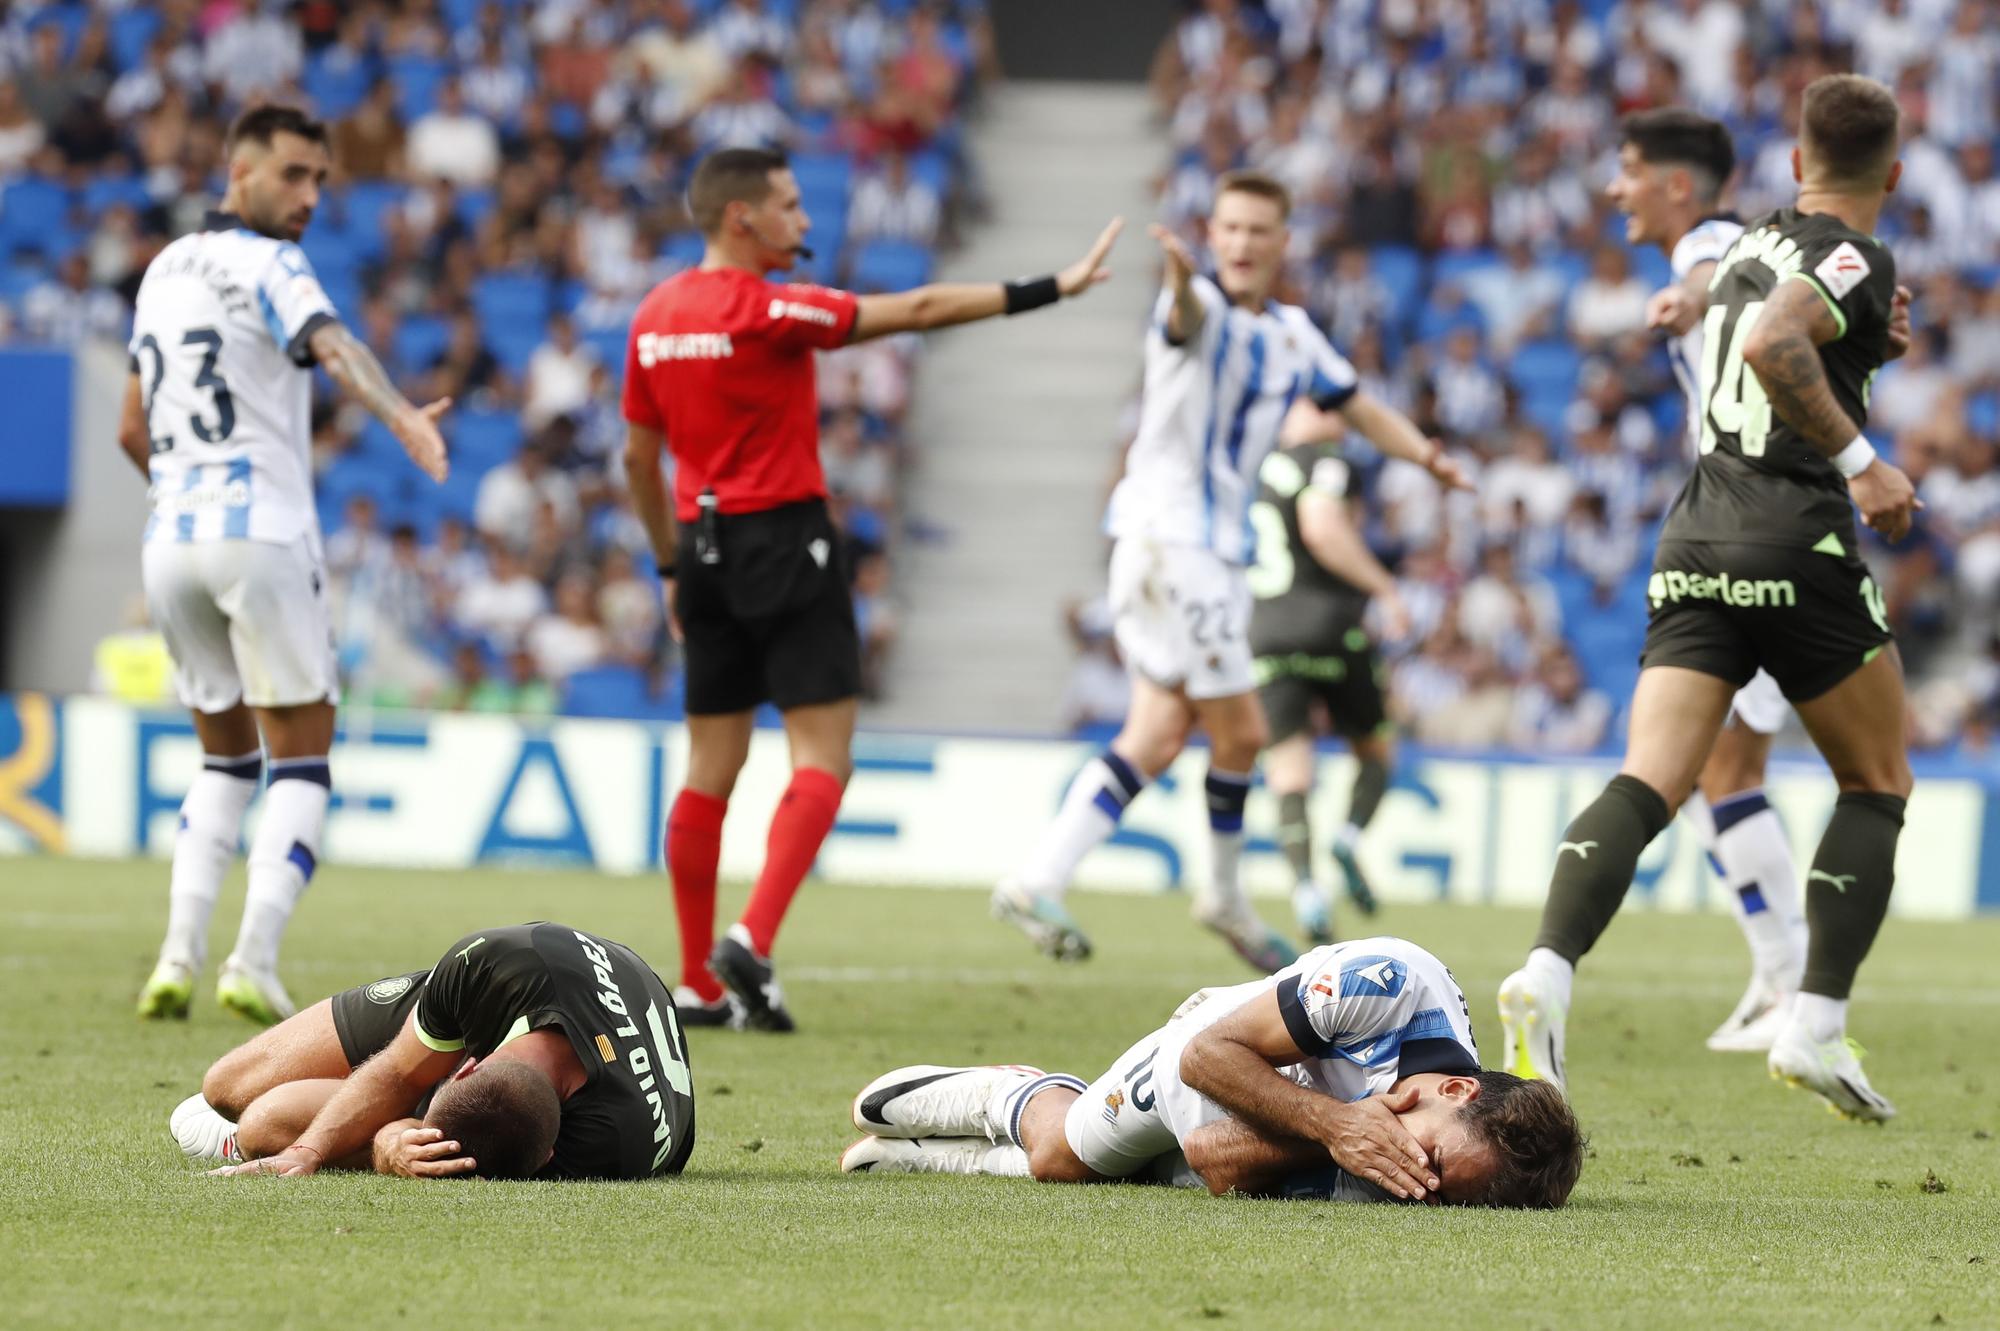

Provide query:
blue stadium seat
left=659, top=230, right=705, bottom=268
left=472, top=271, right=553, bottom=330
left=387, top=54, right=450, bottom=123
left=905, top=148, right=952, bottom=195
left=300, top=230, right=362, bottom=285
left=303, top=50, right=373, bottom=122
left=317, top=455, right=407, bottom=530
left=449, top=409, right=525, bottom=470
left=81, top=174, right=152, bottom=216
left=1430, top=248, right=1502, bottom=291
left=341, top=181, right=407, bottom=258
left=848, top=239, right=933, bottom=293
left=28, top=5, right=87, bottom=61
left=1, top=178, right=73, bottom=252
left=392, top=314, right=451, bottom=374
left=487, top=325, right=543, bottom=376
left=1629, top=245, right=1671, bottom=291
left=789, top=152, right=853, bottom=203
left=454, top=187, right=497, bottom=228
left=582, top=326, right=627, bottom=372
left=1368, top=245, right=1424, bottom=329
left=108, top=7, right=162, bottom=72
left=560, top=665, right=677, bottom=720
left=1969, top=392, right=2000, bottom=439
left=1508, top=339, right=1583, bottom=401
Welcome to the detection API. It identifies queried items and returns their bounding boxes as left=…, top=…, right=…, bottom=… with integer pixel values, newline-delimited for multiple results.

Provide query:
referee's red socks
left=740, top=766, right=844, bottom=956
left=666, top=788, right=728, bottom=1002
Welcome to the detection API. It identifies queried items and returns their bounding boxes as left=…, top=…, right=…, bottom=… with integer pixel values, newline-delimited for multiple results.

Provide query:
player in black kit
left=1246, top=440, right=1413, bottom=944
left=193, top=923, right=696, bottom=1179
left=1497, top=74, right=1921, bottom=1123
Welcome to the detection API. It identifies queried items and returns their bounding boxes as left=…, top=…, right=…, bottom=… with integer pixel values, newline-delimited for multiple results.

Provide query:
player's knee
left=233, top=1094, right=290, bottom=1159
left=1026, top=1134, right=1093, bottom=1183
left=201, top=1055, right=254, bottom=1120
left=1832, top=757, right=1913, bottom=801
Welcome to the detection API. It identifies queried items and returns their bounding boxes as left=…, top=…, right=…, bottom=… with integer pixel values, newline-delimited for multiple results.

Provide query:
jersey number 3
left=1699, top=300, right=1771, bottom=458
left=136, top=325, right=237, bottom=452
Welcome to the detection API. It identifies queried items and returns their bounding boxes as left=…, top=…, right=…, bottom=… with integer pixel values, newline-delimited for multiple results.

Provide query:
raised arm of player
left=1178, top=990, right=1439, bottom=1201
left=847, top=217, right=1122, bottom=342
left=308, top=322, right=451, bottom=482
left=1297, top=487, right=1411, bottom=640
left=623, top=421, right=682, bottom=641
left=211, top=1016, right=461, bottom=1177
left=116, top=372, right=150, bottom=477
left=1149, top=223, right=1206, bottom=345
left=1283, top=393, right=1470, bottom=491
left=1741, top=277, right=1918, bottom=540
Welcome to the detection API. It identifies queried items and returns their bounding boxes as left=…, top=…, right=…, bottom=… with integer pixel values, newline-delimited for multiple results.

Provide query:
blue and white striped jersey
left=1105, top=274, right=1359, bottom=566
left=130, top=209, right=338, bottom=545
left=1668, top=213, right=1743, bottom=458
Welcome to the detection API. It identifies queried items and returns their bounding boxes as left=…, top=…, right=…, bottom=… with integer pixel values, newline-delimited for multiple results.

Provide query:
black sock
left=1277, top=791, right=1312, bottom=886
left=1346, top=757, right=1389, bottom=832
left=1800, top=792, right=1906, bottom=1000
left=1532, top=774, right=1672, bottom=964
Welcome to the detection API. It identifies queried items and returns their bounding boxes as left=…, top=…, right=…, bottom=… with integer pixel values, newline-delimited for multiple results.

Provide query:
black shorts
left=329, top=969, right=430, bottom=1068
left=677, top=499, right=861, bottom=715
left=1254, top=627, right=1389, bottom=743
left=1641, top=537, right=1892, bottom=703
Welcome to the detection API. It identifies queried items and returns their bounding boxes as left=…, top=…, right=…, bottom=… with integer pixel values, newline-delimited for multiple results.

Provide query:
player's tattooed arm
left=116, top=371, right=151, bottom=477
left=308, top=321, right=451, bottom=482
left=1740, top=277, right=1862, bottom=457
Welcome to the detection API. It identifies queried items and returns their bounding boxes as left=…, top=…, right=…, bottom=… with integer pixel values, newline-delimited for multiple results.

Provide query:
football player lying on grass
left=172, top=923, right=697, bottom=1180
left=841, top=936, right=1583, bottom=1208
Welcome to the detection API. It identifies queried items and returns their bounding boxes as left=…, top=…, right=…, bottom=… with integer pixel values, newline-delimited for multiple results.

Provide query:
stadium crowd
left=0, top=0, right=994, bottom=713
left=1092, top=0, right=2000, bottom=755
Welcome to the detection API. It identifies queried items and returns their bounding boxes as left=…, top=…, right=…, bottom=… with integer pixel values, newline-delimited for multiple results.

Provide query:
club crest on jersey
left=365, top=975, right=415, bottom=1005
left=1815, top=241, right=1870, bottom=300
left=1102, top=1089, right=1125, bottom=1125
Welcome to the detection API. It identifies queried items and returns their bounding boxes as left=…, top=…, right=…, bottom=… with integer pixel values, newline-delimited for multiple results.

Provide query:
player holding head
left=1607, top=108, right=1813, bottom=1053
left=624, top=147, right=1121, bottom=1031
left=992, top=172, right=1464, bottom=970
left=839, top=935, right=1583, bottom=1209
left=182, top=922, right=696, bottom=1180
left=1247, top=426, right=1415, bottom=943
left=1500, top=75, right=1919, bottom=1120
left=130, top=106, right=451, bottom=1026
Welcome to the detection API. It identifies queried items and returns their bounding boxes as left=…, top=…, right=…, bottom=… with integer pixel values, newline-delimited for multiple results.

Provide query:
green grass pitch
left=2, top=857, right=1994, bottom=1329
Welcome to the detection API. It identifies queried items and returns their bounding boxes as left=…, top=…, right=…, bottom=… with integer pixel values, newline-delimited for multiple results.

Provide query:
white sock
left=1197, top=768, right=1253, bottom=919
left=1019, top=752, right=1146, bottom=901
left=979, top=1144, right=1030, bottom=1177
left=161, top=753, right=261, bottom=970
left=228, top=758, right=329, bottom=974
left=1793, top=991, right=1847, bottom=1042
left=1525, top=946, right=1575, bottom=1012
left=1709, top=792, right=1804, bottom=983
left=1334, top=821, right=1362, bottom=852
left=990, top=1071, right=1086, bottom=1147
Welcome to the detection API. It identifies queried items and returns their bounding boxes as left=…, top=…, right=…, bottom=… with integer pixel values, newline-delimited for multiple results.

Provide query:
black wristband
left=1003, top=275, right=1061, bottom=315
left=657, top=562, right=678, bottom=580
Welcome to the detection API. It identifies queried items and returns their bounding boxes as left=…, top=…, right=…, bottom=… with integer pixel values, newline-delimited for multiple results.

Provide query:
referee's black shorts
left=677, top=497, right=861, bottom=716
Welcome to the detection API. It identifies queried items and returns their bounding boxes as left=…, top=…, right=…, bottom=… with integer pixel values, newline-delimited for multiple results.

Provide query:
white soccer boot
left=215, top=960, right=296, bottom=1027
left=850, top=1064, right=1043, bottom=1140
left=1706, top=971, right=1793, bottom=1052
left=1497, top=966, right=1568, bottom=1090
left=1767, top=1020, right=1896, bottom=1123
left=839, top=1135, right=1027, bottom=1177
left=169, top=1093, right=242, bottom=1164
left=1192, top=899, right=1299, bottom=974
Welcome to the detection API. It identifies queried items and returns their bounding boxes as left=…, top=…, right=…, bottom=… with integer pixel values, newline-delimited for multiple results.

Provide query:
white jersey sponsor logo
left=1105, top=275, right=1359, bottom=566
left=768, top=297, right=838, bottom=327
left=130, top=217, right=337, bottom=546
left=636, top=331, right=735, bottom=365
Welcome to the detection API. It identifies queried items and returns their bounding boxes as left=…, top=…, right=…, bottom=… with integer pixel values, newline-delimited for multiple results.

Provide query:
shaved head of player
left=223, top=104, right=330, bottom=244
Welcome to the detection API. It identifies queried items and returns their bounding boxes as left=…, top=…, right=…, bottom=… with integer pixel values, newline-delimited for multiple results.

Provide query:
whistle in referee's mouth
left=695, top=488, right=723, bottom=566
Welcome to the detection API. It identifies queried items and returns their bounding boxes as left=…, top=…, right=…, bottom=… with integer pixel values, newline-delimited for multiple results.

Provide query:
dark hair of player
left=1619, top=108, right=1734, bottom=202
left=1215, top=169, right=1291, bottom=222
left=427, top=1061, right=563, bottom=1180
left=1458, top=1071, right=1586, bottom=1209
left=690, top=146, right=791, bottom=235
left=1800, top=73, right=1901, bottom=188
left=225, top=104, right=328, bottom=156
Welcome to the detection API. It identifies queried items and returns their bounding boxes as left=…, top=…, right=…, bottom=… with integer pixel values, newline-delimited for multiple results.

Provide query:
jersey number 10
left=1699, top=300, right=1771, bottom=458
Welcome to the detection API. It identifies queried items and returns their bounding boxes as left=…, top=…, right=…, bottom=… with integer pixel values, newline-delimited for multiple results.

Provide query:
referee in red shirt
left=623, top=147, right=1121, bottom=1031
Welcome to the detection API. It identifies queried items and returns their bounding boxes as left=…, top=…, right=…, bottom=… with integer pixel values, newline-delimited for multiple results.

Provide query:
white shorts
left=1107, top=537, right=1255, bottom=701
left=1729, top=669, right=1788, bottom=735
left=142, top=536, right=339, bottom=713
left=1063, top=1018, right=1232, bottom=1179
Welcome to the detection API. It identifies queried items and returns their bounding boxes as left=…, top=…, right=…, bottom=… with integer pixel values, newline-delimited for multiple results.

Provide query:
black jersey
left=1665, top=206, right=1897, bottom=549
left=414, top=923, right=696, bottom=1180
left=1247, top=443, right=1372, bottom=655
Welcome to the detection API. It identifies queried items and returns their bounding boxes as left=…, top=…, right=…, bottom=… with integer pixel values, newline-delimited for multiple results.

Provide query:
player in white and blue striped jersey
left=126, top=106, right=451, bottom=1028
left=840, top=935, right=1584, bottom=1209
left=995, top=171, right=1466, bottom=972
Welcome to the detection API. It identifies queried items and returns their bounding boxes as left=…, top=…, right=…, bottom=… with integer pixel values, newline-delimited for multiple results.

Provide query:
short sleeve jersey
left=621, top=266, right=859, bottom=521
left=415, top=923, right=696, bottom=1179
left=129, top=210, right=338, bottom=545
left=1666, top=213, right=1743, bottom=458
left=1668, top=207, right=1897, bottom=548
left=1247, top=442, right=1373, bottom=654
left=1104, top=275, right=1359, bottom=566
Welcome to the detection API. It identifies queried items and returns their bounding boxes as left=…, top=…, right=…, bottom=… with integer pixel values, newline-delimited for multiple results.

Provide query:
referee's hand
left=1057, top=217, right=1124, bottom=298
left=664, top=576, right=682, bottom=644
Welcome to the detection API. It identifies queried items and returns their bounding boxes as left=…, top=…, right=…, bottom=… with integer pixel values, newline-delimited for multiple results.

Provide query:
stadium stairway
left=875, top=82, right=1157, bottom=730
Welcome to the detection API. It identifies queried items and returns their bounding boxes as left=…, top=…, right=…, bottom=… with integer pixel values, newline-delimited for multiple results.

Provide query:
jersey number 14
left=1699, top=300, right=1771, bottom=458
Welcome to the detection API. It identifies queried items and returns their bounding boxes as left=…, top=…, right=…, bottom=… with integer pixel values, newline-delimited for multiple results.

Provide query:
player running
left=180, top=922, right=696, bottom=1180
left=1246, top=434, right=1415, bottom=943
left=624, top=148, right=1121, bottom=1032
left=1499, top=75, right=1921, bottom=1121
left=993, top=171, right=1464, bottom=971
left=838, top=935, right=1582, bottom=1209
left=128, top=106, right=450, bottom=1028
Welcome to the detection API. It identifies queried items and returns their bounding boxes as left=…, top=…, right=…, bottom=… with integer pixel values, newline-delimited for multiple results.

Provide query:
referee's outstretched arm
left=846, top=217, right=1124, bottom=343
